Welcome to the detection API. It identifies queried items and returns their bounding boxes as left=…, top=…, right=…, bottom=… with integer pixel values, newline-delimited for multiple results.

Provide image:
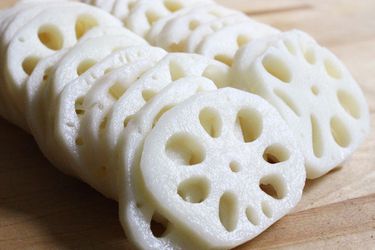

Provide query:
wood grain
left=0, top=0, right=374, bottom=249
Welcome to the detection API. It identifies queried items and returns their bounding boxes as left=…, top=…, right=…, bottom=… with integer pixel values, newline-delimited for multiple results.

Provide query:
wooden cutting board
left=1, top=0, right=374, bottom=249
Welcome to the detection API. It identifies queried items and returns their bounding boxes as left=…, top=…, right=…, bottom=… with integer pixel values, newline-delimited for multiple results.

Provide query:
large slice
left=232, top=30, right=371, bottom=178
left=140, top=87, right=306, bottom=249
left=119, top=76, right=217, bottom=250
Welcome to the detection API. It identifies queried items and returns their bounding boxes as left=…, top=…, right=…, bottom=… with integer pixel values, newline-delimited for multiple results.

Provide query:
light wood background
left=1, top=0, right=374, bottom=249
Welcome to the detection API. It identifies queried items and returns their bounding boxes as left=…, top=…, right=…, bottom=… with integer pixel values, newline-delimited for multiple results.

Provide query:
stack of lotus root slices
left=0, top=0, right=370, bottom=249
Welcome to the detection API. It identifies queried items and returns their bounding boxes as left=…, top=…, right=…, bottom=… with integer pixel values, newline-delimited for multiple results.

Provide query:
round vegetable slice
left=25, top=49, right=72, bottom=175
left=125, top=0, right=213, bottom=38
left=152, top=4, right=240, bottom=52
left=140, top=87, right=306, bottom=249
left=119, top=76, right=217, bottom=250
left=195, top=20, right=279, bottom=66
left=3, top=2, right=122, bottom=129
left=185, top=14, right=249, bottom=53
left=146, top=3, right=234, bottom=45
left=232, top=30, right=371, bottom=179
left=55, top=46, right=166, bottom=198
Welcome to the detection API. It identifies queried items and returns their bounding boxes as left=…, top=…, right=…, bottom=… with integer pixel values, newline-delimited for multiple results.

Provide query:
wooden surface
left=1, top=0, right=375, bottom=249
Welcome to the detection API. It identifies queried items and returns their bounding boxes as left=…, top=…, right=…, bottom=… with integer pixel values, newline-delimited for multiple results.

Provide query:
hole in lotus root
left=146, top=11, right=160, bottom=25
left=169, top=60, right=186, bottom=81
left=311, top=114, right=324, bottom=158
left=262, top=54, right=292, bottom=83
left=303, top=47, right=316, bottom=64
left=22, top=56, right=40, bottom=75
left=199, top=107, right=222, bottom=138
left=246, top=206, right=260, bottom=225
left=260, top=174, right=286, bottom=199
left=165, top=133, right=205, bottom=165
left=77, top=59, right=97, bottom=76
left=330, top=116, right=351, bottom=148
left=324, top=58, right=342, bottom=79
left=75, top=97, right=85, bottom=116
left=38, top=25, right=63, bottom=51
left=263, top=144, right=290, bottom=164
left=109, top=81, right=127, bottom=100
left=237, top=35, right=250, bottom=47
left=235, top=108, right=263, bottom=143
left=229, top=161, right=241, bottom=173
left=75, top=14, right=98, bottom=39
left=337, top=89, right=361, bottom=119
left=163, top=0, right=183, bottom=12
left=219, top=192, right=239, bottom=232
left=177, top=176, right=210, bottom=203
left=142, top=89, right=157, bottom=102
left=150, top=212, right=169, bottom=238
left=261, top=201, right=272, bottom=218
left=283, top=39, right=296, bottom=55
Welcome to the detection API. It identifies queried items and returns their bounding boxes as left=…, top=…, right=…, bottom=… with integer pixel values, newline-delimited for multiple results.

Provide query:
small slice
left=140, top=87, right=306, bottom=249
left=185, top=14, right=249, bottom=53
left=153, top=4, right=241, bottom=52
left=126, top=0, right=212, bottom=38
left=119, top=76, right=217, bottom=250
left=43, top=33, right=145, bottom=138
left=232, top=30, right=370, bottom=178
left=146, top=3, right=234, bottom=45
left=55, top=46, right=166, bottom=198
left=25, top=49, right=71, bottom=175
left=3, top=2, right=122, bottom=129
left=195, top=20, right=280, bottom=66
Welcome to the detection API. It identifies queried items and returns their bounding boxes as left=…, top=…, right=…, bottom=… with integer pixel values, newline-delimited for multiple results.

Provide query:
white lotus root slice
left=0, top=2, right=68, bottom=126
left=147, top=3, right=234, bottom=45
left=1, top=1, right=76, bottom=54
left=25, top=26, right=132, bottom=137
left=43, top=33, right=146, bottom=131
left=77, top=60, right=165, bottom=198
left=119, top=76, right=217, bottom=250
left=195, top=20, right=280, bottom=66
left=40, top=35, right=146, bottom=178
left=25, top=50, right=72, bottom=175
left=185, top=14, right=250, bottom=53
left=140, top=88, right=306, bottom=249
left=125, top=0, right=212, bottom=37
left=3, top=2, right=122, bottom=127
left=104, top=53, right=231, bottom=162
left=153, top=5, right=242, bottom=52
left=232, top=30, right=371, bottom=179
left=55, top=46, right=166, bottom=198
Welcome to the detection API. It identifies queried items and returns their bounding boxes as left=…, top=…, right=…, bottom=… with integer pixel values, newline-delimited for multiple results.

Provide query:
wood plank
left=237, top=194, right=375, bottom=249
left=0, top=0, right=374, bottom=249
